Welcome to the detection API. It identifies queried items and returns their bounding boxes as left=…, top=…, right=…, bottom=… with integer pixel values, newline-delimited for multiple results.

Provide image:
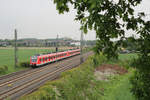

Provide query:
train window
left=40, top=58, right=43, bottom=62
left=32, top=59, right=37, bottom=62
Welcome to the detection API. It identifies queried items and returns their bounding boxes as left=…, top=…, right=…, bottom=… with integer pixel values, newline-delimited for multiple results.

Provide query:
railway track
left=0, top=51, right=93, bottom=100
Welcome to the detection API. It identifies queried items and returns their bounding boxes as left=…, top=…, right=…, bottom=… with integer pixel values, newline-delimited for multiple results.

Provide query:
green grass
left=0, top=47, right=88, bottom=75
left=119, top=53, right=138, bottom=61
left=1, top=50, right=138, bottom=100
left=0, top=48, right=56, bottom=74
left=20, top=53, right=137, bottom=100
left=101, top=53, right=138, bottom=100
left=102, top=69, right=136, bottom=100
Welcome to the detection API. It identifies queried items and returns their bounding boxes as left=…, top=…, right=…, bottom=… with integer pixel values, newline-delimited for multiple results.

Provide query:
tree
left=53, top=0, right=150, bottom=99
left=53, top=0, right=146, bottom=58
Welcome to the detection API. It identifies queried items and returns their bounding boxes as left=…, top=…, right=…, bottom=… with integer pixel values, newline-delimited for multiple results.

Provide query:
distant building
left=70, top=41, right=80, bottom=46
left=0, top=42, right=9, bottom=47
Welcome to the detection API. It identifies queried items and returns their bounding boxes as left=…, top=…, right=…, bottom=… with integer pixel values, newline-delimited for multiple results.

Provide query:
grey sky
left=0, top=0, right=149, bottom=40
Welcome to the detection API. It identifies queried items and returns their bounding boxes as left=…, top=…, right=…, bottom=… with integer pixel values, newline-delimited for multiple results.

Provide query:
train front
left=30, top=55, right=38, bottom=67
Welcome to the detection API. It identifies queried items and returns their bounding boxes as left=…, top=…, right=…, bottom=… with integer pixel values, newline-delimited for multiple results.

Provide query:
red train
left=30, top=49, right=80, bottom=67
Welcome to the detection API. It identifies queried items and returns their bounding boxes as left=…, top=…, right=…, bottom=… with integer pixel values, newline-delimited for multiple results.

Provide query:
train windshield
left=31, top=56, right=37, bottom=62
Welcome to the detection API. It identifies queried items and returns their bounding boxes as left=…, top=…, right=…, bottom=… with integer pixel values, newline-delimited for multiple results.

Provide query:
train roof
left=31, top=49, right=80, bottom=58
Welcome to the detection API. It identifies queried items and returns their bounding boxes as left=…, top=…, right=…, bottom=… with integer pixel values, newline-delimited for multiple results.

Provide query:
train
left=30, top=49, right=80, bottom=67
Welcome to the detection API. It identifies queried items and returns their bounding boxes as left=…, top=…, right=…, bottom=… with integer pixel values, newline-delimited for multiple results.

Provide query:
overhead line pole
left=56, top=34, right=58, bottom=52
left=14, top=29, right=18, bottom=68
left=80, top=30, right=83, bottom=64
left=56, top=34, right=59, bottom=62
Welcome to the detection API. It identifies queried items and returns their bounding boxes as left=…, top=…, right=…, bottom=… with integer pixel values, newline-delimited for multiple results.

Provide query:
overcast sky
left=0, top=0, right=150, bottom=40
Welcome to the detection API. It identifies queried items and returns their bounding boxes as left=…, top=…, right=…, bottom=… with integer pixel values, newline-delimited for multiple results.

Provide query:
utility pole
left=56, top=34, right=59, bottom=52
left=80, top=30, right=83, bottom=63
left=55, top=34, right=59, bottom=63
left=14, top=29, right=18, bottom=68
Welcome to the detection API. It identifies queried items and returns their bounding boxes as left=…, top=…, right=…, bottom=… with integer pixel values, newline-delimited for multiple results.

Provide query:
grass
left=119, top=53, right=138, bottom=61
left=0, top=47, right=87, bottom=75
left=0, top=47, right=65, bottom=75
left=100, top=53, right=138, bottom=100
left=1, top=49, right=138, bottom=99
left=20, top=57, right=99, bottom=100
left=102, top=69, right=136, bottom=100
left=20, top=53, right=137, bottom=100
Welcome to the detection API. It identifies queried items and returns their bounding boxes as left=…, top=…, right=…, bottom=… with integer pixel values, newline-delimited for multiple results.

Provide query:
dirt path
left=94, top=64, right=128, bottom=81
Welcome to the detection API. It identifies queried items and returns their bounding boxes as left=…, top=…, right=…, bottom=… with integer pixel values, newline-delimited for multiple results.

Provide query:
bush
left=19, top=62, right=30, bottom=68
left=92, top=53, right=107, bottom=68
left=0, top=65, right=8, bottom=74
left=130, top=56, right=150, bottom=100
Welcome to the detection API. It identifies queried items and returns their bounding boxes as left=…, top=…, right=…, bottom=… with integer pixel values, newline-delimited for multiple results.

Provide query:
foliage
left=53, top=0, right=150, bottom=99
left=121, top=37, right=140, bottom=51
left=92, top=53, right=107, bottom=67
left=130, top=55, right=150, bottom=100
left=53, top=0, right=146, bottom=59
left=0, top=65, right=8, bottom=75
left=19, top=61, right=30, bottom=68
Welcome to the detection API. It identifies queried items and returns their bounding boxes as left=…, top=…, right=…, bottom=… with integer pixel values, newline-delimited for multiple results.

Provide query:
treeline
left=0, top=38, right=96, bottom=47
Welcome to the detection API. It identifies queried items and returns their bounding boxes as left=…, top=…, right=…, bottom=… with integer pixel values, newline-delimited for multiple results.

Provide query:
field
left=0, top=47, right=138, bottom=75
left=119, top=53, right=138, bottom=60
left=0, top=47, right=70, bottom=73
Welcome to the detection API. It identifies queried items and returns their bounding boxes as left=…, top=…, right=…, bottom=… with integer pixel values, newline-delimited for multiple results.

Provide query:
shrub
left=19, top=61, right=30, bottom=68
left=92, top=53, right=107, bottom=68
left=130, top=55, right=150, bottom=100
left=0, top=65, right=8, bottom=74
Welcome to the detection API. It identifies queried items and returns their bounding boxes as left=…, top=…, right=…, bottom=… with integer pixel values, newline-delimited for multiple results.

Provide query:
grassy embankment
left=20, top=53, right=137, bottom=100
